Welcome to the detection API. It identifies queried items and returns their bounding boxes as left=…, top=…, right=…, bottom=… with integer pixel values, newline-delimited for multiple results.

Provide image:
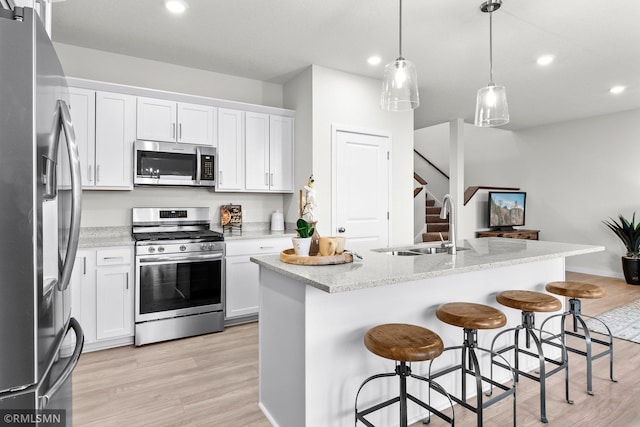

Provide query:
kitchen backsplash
left=80, top=187, right=285, bottom=228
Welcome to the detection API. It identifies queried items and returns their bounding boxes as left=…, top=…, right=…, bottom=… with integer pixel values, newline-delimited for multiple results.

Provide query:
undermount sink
left=385, top=246, right=469, bottom=256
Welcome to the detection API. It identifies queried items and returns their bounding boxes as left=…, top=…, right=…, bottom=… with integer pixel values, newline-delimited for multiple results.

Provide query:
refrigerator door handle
left=39, top=318, right=84, bottom=410
left=56, top=100, right=83, bottom=292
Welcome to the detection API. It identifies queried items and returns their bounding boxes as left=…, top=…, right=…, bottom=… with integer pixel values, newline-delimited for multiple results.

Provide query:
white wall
left=414, top=122, right=450, bottom=202
left=81, top=188, right=284, bottom=228
left=283, top=67, right=313, bottom=227
left=464, top=109, right=640, bottom=277
left=54, top=43, right=283, bottom=107
left=54, top=43, right=287, bottom=228
left=311, top=65, right=414, bottom=245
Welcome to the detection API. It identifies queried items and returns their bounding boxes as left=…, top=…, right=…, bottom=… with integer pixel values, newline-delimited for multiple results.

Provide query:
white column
left=449, top=118, right=468, bottom=242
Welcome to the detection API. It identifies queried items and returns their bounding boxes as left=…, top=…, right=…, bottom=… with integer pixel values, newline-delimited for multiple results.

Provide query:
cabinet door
left=96, top=263, right=133, bottom=340
left=217, top=108, right=244, bottom=191
left=269, top=115, right=294, bottom=192
left=67, top=88, right=96, bottom=187
left=225, top=255, right=260, bottom=319
left=245, top=112, right=270, bottom=191
left=136, top=97, right=177, bottom=142
left=70, top=250, right=97, bottom=345
left=177, top=102, right=215, bottom=146
left=95, top=92, right=136, bottom=189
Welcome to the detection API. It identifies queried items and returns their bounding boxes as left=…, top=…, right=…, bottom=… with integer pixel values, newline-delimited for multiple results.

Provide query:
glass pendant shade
left=474, top=84, right=509, bottom=127
left=380, top=58, right=420, bottom=111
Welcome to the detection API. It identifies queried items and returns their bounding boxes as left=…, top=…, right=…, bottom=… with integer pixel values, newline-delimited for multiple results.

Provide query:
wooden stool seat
left=436, top=302, right=506, bottom=330
left=364, top=323, right=444, bottom=362
left=496, top=290, right=562, bottom=312
left=546, top=281, right=606, bottom=299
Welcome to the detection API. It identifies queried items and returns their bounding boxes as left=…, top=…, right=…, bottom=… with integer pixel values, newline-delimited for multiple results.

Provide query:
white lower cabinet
left=225, top=237, right=291, bottom=322
left=70, top=246, right=134, bottom=351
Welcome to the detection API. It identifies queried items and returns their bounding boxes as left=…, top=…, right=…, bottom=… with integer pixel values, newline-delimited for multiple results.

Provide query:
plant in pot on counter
left=292, top=219, right=315, bottom=256
left=603, top=212, right=640, bottom=285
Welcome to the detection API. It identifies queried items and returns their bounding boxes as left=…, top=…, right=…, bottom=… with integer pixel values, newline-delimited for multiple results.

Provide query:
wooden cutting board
left=279, top=248, right=353, bottom=265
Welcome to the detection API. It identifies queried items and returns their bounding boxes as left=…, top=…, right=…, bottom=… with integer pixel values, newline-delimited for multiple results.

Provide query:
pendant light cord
left=399, top=0, right=403, bottom=58
left=489, top=10, right=494, bottom=85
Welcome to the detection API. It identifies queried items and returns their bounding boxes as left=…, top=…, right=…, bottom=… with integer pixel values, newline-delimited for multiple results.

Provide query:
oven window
left=139, top=259, right=221, bottom=314
left=137, top=150, right=196, bottom=178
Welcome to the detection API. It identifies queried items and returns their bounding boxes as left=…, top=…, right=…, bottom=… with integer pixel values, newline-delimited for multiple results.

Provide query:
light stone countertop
left=78, top=224, right=295, bottom=247
left=79, top=226, right=134, bottom=248
left=250, top=238, right=604, bottom=293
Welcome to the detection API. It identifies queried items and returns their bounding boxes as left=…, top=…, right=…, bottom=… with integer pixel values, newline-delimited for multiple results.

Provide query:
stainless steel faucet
left=440, top=194, right=456, bottom=255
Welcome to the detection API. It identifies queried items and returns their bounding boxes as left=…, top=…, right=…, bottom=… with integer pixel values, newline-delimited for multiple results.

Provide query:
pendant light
left=380, top=0, right=419, bottom=111
left=474, top=0, right=509, bottom=127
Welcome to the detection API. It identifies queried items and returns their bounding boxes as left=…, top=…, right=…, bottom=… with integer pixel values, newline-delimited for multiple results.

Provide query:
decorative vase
left=292, top=237, right=312, bottom=256
left=308, top=221, right=320, bottom=256
left=622, top=256, right=640, bottom=285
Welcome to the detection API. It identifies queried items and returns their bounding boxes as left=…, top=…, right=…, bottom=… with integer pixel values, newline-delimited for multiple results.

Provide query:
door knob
left=338, top=227, right=345, bottom=233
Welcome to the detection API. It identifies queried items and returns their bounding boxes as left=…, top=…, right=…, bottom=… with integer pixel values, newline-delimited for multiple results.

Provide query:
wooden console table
left=476, top=229, right=539, bottom=240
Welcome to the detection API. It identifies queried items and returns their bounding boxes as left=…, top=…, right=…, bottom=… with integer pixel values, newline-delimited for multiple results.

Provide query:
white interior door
left=333, top=127, right=390, bottom=250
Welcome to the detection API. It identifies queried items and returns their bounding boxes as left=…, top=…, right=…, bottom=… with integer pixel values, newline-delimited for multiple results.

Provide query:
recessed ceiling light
left=367, top=56, right=381, bottom=66
left=609, top=85, right=626, bottom=94
left=536, top=55, right=554, bottom=66
left=165, top=0, right=187, bottom=14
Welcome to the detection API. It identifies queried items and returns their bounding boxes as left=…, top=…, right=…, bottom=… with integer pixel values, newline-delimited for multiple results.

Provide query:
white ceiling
left=51, top=0, right=640, bottom=130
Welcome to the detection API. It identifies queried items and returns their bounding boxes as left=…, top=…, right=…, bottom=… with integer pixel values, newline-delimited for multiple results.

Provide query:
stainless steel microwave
left=134, top=140, right=216, bottom=187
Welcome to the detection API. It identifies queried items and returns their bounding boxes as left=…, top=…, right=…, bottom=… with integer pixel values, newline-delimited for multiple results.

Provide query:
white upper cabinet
left=245, top=112, right=270, bottom=191
left=136, top=97, right=175, bottom=142
left=66, top=88, right=134, bottom=190
left=269, top=115, right=294, bottom=192
left=217, top=108, right=244, bottom=191
left=95, top=92, right=136, bottom=189
left=245, top=114, right=294, bottom=193
left=66, top=87, right=96, bottom=188
left=137, top=97, right=215, bottom=146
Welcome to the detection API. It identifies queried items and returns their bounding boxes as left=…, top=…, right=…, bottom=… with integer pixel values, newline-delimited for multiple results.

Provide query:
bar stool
left=540, top=281, right=617, bottom=395
left=355, top=323, right=455, bottom=427
left=490, top=290, right=572, bottom=423
left=428, top=303, right=516, bottom=427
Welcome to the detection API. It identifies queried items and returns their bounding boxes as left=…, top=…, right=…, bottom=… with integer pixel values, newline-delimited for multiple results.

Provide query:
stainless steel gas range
left=132, top=207, right=224, bottom=346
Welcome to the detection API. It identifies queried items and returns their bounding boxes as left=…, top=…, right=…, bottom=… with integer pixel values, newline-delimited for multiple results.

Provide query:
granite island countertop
left=250, top=238, right=604, bottom=293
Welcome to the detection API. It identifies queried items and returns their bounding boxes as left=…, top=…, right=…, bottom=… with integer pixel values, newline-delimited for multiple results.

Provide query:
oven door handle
left=138, top=253, right=223, bottom=264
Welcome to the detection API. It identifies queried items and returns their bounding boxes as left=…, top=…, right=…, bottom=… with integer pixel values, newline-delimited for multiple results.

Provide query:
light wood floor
left=73, top=272, right=640, bottom=426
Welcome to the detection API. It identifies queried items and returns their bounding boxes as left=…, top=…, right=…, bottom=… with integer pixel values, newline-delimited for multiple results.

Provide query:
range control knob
left=158, top=246, right=165, bottom=253
left=200, top=243, right=209, bottom=250
left=148, top=246, right=156, bottom=253
left=180, top=245, right=187, bottom=252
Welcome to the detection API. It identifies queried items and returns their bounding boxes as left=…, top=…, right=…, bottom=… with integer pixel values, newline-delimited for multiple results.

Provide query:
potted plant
left=603, top=213, right=640, bottom=285
left=292, top=218, right=315, bottom=256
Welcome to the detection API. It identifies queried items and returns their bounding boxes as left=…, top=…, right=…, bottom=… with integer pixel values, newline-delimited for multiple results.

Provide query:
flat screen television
left=488, top=191, right=526, bottom=230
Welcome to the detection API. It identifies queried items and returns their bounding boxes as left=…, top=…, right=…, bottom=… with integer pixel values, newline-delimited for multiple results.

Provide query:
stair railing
left=414, top=149, right=449, bottom=180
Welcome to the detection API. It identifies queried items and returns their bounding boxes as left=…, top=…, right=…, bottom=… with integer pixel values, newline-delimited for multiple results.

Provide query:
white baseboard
left=258, top=402, right=278, bottom=427
left=565, top=266, right=623, bottom=279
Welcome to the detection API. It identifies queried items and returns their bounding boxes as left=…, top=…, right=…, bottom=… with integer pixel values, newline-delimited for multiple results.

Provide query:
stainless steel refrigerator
left=0, top=4, right=84, bottom=426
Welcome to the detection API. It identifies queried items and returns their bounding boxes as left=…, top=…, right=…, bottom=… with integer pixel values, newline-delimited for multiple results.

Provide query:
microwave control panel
left=200, top=155, right=215, bottom=180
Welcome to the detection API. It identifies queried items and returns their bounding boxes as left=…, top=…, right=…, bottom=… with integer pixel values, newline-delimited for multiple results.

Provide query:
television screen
left=488, top=191, right=526, bottom=229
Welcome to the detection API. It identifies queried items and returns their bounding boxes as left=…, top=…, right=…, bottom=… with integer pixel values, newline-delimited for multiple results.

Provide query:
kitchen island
left=250, top=238, right=603, bottom=427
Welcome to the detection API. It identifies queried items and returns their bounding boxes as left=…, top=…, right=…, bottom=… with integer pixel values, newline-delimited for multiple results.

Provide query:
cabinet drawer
left=225, top=237, right=291, bottom=256
left=96, top=247, right=132, bottom=266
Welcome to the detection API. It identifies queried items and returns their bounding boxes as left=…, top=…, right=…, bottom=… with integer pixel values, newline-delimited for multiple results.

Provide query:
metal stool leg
left=356, top=361, right=455, bottom=427
left=540, top=298, right=617, bottom=396
left=427, top=329, right=516, bottom=427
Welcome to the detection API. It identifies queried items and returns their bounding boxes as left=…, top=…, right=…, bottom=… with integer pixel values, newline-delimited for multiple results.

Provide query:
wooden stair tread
left=436, top=302, right=506, bottom=330
left=364, top=323, right=444, bottom=362
left=426, top=214, right=448, bottom=223
left=422, top=232, right=447, bottom=242
left=496, top=290, right=562, bottom=312
left=546, top=281, right=606, bottom=299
